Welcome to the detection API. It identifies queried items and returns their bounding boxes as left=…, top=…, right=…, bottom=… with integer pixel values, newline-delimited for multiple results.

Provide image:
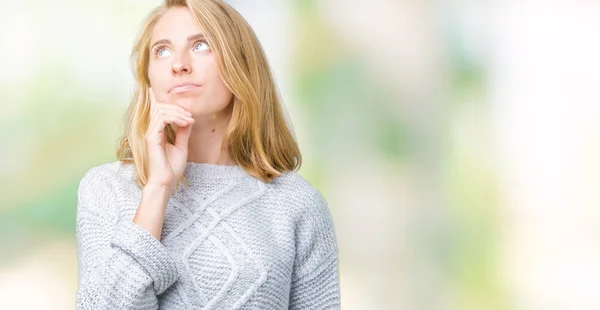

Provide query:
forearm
left=76, top=211, right=179, bottom=309
left=134, top=183, right=171, bottom=240
left=76, top=166, right=180, bottom=309
left=76, top=247, right=158, bottom=310
left=289, top=252, right=340, bottom=309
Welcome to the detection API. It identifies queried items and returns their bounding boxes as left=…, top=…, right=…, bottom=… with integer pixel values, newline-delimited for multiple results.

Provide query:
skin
left=133, top=7, right=236, bottom=240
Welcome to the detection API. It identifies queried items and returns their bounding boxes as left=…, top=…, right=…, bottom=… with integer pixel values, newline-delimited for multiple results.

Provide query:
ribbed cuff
left=111, top=220, right=179, bottom=294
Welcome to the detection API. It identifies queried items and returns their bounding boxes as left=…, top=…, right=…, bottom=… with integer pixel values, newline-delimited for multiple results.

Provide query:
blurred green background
left=2, top=0, right=600, bottom=309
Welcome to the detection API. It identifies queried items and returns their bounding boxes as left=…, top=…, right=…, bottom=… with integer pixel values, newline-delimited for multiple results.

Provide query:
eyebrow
left=150, top=33, right=205, bottom=50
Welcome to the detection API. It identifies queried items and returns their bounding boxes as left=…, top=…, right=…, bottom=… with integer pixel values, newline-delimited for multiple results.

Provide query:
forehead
left=151, top=7, right=203, bottom=41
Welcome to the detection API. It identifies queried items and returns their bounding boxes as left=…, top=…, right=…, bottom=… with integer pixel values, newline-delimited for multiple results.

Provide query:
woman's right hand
left=145, top=87, right=195, bottom=192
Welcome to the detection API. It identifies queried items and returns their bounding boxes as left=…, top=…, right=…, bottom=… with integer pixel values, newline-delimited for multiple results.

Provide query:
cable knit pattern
left=75, top=161, right=340, bottom=309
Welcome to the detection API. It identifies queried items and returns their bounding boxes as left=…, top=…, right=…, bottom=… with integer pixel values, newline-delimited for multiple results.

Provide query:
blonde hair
left=116, top=0, right=301, bottom=185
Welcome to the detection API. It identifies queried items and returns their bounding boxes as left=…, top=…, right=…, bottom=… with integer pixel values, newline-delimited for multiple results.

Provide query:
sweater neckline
left=183, top=161, right=247, bottom=181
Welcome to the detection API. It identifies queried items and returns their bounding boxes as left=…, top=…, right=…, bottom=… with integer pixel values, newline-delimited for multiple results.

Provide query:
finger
left=149, top=89, right=192, bottom=118
left=154, top=108, right=194, bottom=124
left=148, top=112, right=193, bottom=137
left=148, top=87, right=157, bottom=115
left=149, top=101, right=192, bottom=124
left=155, top=102, right=192, bottom=117
left=174, top=121, right=193, bottom=151
left=147, top=115, right=191, bottom=148
left=146, top=116, right=166, bottom=146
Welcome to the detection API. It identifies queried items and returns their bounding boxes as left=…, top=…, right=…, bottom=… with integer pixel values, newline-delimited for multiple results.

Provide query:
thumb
left=174, top=123, right=193, bottom=151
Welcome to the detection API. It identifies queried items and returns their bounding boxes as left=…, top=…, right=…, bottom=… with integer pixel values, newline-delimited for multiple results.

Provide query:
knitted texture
left=75, top=161, right=340, bottom=309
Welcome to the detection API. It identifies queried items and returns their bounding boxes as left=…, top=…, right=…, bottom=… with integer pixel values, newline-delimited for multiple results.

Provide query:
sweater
left=75, top=161, right=340, bottom=309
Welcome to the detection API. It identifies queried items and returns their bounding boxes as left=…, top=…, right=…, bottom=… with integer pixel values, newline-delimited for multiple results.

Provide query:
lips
left=168, top=83, right=202, bottom=94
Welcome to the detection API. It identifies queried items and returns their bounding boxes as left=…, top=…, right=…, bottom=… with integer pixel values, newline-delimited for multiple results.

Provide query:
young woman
left=75, top=0, right=340, bottom=309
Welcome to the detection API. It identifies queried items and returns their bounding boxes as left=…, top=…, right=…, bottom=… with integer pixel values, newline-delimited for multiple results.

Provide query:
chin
left=170, top=96, right=199, bottom=112
left=172, top=99, right=216, bottom=117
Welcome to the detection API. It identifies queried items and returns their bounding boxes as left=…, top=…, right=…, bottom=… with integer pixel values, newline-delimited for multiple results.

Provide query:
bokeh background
left=2, top=0, right=600, bottom=309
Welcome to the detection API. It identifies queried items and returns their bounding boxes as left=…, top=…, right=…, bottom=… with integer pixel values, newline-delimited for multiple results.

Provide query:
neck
left=186, top=109, right=236, bottom=166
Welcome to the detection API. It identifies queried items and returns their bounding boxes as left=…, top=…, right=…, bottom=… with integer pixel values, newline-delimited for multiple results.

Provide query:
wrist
left=142, top=182, right=173, bottom=201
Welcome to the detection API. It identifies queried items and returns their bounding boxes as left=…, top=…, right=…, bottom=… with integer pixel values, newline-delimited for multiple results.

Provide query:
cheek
left=204, top=60, right=223, bottom=84
left=213, top=78, right=233, bottom=109
left=205, top=62, right=233, bottom=103
left=147, top=62, right=164, bottom=86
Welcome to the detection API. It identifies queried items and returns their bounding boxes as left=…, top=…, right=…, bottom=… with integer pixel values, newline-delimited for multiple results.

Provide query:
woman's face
left=147, top=7, right=233, bottom=117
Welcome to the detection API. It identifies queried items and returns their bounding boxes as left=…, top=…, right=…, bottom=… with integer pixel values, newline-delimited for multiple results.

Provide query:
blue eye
left=155, top=47, right=172, bottom=58
left=193, top=40, right=210, bottom=51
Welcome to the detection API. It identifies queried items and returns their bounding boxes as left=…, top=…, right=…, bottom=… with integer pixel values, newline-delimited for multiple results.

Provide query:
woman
left=75, top=0, right=340, bottom=309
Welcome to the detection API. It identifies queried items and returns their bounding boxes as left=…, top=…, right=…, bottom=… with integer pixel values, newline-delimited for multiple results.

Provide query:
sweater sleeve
left=289, top=190, right=341, bottom=310
left=75, top=165, right=179, bottom=310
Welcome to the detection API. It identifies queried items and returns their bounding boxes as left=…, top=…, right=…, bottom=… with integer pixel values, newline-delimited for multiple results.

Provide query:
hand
left=144, top=87, right=195, bottom=192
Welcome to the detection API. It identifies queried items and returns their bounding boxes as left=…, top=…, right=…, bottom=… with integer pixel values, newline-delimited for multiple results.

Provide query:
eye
left=154, top=47, right=172, bottom=58
left=193, top=40, right=210, bottom=52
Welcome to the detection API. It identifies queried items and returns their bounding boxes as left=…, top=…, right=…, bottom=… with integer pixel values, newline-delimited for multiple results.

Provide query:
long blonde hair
left=116, top=0, right=301, bottom=185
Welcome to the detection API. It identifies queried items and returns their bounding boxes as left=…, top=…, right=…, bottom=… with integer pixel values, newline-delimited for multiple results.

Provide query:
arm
left=289, top=190, right=341, bottom=310
left=75, top=166, right=179, bottom=310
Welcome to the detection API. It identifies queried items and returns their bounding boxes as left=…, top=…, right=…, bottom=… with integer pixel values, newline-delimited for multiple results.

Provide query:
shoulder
left=77, top=160, right=136, bottom=199
left=268, top=171, right=332, bottom=224
left=77, top=160, right=138, bottom=218
left=79, top=160, right=132, bottom=185
left=270, top=172, right=338, bottom=273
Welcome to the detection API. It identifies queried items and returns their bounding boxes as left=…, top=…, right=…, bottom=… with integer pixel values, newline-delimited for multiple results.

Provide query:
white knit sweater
left=75, top=161, right=340, bottom=309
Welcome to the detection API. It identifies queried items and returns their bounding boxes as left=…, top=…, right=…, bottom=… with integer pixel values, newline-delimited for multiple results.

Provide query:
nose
left=171, top=52, right=192, bottom=75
